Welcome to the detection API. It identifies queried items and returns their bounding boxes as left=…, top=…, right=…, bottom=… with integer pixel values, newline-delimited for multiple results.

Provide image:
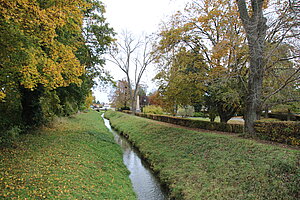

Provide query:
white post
left=136, top=95, right=141, bottom=112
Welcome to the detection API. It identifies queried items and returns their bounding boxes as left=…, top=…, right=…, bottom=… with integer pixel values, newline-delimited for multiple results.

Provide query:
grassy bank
left=0, top=111, right=136, bottom=199
left=105, top=111, right=300, bottom=200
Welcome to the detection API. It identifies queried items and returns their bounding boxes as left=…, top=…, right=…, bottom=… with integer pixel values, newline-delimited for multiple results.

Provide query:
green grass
left=105, top=111, right=300, bottom=200
left=0, top=111, right=136, bottom=199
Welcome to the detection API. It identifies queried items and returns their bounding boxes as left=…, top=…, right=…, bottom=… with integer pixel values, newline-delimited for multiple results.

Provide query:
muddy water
left=102, top=114, right=167, bottom=200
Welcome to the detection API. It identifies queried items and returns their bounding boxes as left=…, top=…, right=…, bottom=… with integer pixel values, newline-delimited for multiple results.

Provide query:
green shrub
left=135, top=111, right=299, bottom=146
left=122, top=110, right=132, bottom=114
left=63, top=101, right=78, bottom=116
left=39, top=90, right=63, bottom=121
left=143, top=105, right=164, bottom=114
left=255, top=121, right=300, bottom=146
left=268, top=113, right=300, bottom=121
left=176, top=106, right=194, bottom=117
left=120, top=106, right=130, bottom=111
left=0, top=126, right=21, bottom=146
left=193, top=112, right=208, bottom=117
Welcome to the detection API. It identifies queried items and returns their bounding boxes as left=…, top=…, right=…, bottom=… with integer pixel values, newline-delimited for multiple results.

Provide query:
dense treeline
left=0, top=0, right=114, bottom=145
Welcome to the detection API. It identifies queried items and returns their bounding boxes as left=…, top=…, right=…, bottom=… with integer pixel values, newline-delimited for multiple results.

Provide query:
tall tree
left=109, top=31, right=154, bottom=113
left=0, top=0, right=114, bottom=130
left=154, top=0, right=246, bottom=118
left=237, top=0, right=300, bottom=133
left=236, top=0, right=268, bottom=134
left=154, top=47, right=207, bottom=114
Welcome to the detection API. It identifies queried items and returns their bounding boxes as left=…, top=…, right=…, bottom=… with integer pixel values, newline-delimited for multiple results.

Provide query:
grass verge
left=0, top=111, right=136, bottom=199
left=105, top=111, right=300, bottom=200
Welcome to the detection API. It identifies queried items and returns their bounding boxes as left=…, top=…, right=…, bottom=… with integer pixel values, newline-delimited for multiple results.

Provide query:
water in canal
left=102, top=114, right=167, bottom=200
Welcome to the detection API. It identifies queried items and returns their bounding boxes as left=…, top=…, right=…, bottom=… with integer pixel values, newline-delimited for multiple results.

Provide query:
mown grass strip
left=0, top=111, right=136, bottom=199
left=105, top=111, right=300, bottom=200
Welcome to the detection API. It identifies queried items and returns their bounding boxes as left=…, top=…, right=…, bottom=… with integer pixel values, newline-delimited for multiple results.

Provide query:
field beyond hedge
left=0, top=111, right=136, bottom=199
left=105, top=111, right=300, bottom=200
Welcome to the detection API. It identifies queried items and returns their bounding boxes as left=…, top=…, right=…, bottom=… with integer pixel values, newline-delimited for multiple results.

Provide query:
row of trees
left=152, top=0, right=300, bottom=134
left=0, top=0, right=114, bottom=143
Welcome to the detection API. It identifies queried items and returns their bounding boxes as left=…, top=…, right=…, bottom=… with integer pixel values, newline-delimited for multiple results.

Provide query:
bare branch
left=236, top=0, right=250, bottom=24
left=108, top=31, right=154, bottom=113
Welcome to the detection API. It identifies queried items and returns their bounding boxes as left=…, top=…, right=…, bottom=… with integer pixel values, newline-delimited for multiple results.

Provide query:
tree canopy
left=154, top=0, right=300, bottom=128
left=0, top=0, right=114, bottom=143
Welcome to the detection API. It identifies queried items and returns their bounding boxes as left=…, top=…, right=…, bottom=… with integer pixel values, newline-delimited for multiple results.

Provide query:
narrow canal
left=102, top=114, right=167, bottom=200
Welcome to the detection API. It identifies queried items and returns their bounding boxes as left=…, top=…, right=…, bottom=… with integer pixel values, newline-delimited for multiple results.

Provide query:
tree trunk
left=125, top=75, right=135, bottom=114
left=219, top=114, right=231, bottom=123
left=287, top=109, right=291, bottom=121
left=244, top=24, right=267, bottom=134
left=131, top=93, right=137, bottom=114
left=237, top=0, right=268, bottom=135
left=264, top=105, right=269, bottom=118
left=218, top=106, right=237, bottom=123
left=20, top=85, right=44, bottom=127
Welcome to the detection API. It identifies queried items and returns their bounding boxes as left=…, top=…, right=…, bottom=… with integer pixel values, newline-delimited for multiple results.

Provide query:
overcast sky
left=93, top=0, right=189, bottom=103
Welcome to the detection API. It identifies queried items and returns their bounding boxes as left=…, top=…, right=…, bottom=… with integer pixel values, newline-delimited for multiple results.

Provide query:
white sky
left=93, top=0, right=189, bottom=103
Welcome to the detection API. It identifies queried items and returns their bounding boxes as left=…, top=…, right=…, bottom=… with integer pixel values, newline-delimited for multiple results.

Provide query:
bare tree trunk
left=244, top=38, right=266, bottom=133
left=237, top=0, right=268, bottom=134
left=125, top=74, right=134, bottom=112
left=131, top=88, right=138, bottom=114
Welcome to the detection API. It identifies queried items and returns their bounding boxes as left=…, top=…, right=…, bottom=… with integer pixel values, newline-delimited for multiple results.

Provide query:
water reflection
left=102, top=114, right=167, bottom=200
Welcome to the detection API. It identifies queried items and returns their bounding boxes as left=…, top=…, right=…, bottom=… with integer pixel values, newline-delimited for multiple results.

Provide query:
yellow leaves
left=17, top=40, right=84, bottom=90
left=85, top=92, right=94, bottom=108
left=0, top=0, right=85, bottom=90
left=20, top=65, right=40, bottom=89
left=20, top=49, right=41, bottom=89
left=0, top=91, right=6, bottom=101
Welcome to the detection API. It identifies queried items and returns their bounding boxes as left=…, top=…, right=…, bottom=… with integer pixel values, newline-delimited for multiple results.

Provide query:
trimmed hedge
left=128, top=111, right=244, bottom=133
left=123, top=111, right=300, bottom=146
left=255, top=121, right=300, bottom=146
left=268, top=113, right=300, bottom=121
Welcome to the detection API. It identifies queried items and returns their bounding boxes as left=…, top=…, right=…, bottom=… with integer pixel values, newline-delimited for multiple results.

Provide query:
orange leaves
left=211, top=40, right=230, bottom=61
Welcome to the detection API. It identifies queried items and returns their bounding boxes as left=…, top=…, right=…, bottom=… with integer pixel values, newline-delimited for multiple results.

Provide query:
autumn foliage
left=0, top=0, right=87, bottom=95
left=0, top=0, right=114, bottom=143
left=154, top=0, right=300, bottom=128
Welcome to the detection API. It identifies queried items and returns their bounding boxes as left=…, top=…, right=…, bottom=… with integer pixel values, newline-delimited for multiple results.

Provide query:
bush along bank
left=124, top=111, right=300, bottom=147
left=0, top=111, right=136, bottom=199
left=255, top=121, right=300, bottom=146
left=123, top=111, right=244, bottom=133
left=105, top=111, right=300, bottom=200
